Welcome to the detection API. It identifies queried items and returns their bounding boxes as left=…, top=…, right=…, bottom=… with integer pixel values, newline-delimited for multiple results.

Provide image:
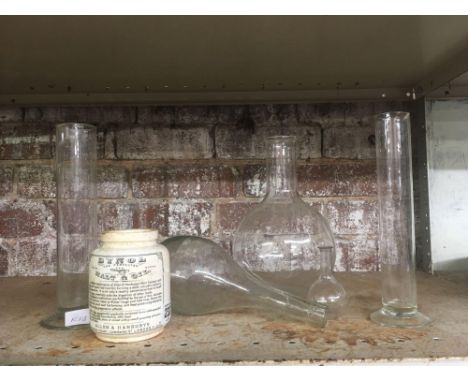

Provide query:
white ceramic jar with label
left=89, top=229, right=171, bottom=343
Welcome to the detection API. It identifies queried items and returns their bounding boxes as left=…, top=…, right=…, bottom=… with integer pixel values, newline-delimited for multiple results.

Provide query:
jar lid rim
left=100, top=229, right=159, bottom=242
left=374, top=111, right=409, bottom=119
left=267, top=135, right=297, bottom=141
left=56, top=122, right=97, bottom=131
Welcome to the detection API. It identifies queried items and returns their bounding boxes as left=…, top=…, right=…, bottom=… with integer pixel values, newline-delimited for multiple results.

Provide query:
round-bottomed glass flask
left=233, top=136, right=335, bottom=298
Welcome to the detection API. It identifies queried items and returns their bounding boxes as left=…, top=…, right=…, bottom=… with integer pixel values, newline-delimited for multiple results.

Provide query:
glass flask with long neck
left=163, top=236, right=327, bottom=327
left=307, top=246, right=346, bottom=318
left=232, top=136, right=335, bottom=299
left=370, top=112, right=431, bottom=327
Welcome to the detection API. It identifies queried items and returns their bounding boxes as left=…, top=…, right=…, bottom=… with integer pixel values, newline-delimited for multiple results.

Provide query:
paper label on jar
left=89, top=252, right=169, bottom=336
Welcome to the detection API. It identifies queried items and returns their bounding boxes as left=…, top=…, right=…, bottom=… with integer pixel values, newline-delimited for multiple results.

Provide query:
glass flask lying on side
left=232, top=135, right=336, bottom=298
left=162, top=235, right=327, bottom=327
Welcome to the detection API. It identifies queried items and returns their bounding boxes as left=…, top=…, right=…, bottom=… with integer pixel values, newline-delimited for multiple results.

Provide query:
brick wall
left=0, top=102, right=408, bottom=276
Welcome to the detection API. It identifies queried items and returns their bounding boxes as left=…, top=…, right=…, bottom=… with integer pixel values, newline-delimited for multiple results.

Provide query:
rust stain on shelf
left=214, top=329, right=231, bottom=337
left=263, top=319, right=427, bottom=347
left=69, top=331, right=102, bottom=352
left=47, top=348, right=68, bottom=357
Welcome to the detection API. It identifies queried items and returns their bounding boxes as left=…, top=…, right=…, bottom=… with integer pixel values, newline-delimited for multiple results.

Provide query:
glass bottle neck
left=319, top=247, right=333, bottom=278
left=265, top=139, right=298, bottom=200
left=244, top=271, right=327, bottom=327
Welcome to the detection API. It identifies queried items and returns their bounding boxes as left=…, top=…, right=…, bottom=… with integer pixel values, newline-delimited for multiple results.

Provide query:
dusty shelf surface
left=1, top=272, right=468, bottom=365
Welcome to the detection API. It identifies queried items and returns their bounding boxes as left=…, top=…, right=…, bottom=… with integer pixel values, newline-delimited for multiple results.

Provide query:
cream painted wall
left=427, top=99, right=468, bottom=271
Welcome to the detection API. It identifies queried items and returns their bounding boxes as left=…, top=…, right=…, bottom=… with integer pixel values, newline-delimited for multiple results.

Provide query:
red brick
left=343, top=103, right=374, bottom=127
left=103, top=127, right=116, bottom=160
left=216, top=202, right=379, bottom=272
left=25, top=107, right=136, bottom=124
left=372, top=101, right=410, bottom=115
left=97, top=165, right=129, bottom=199
left=15, top=239, right=56, bottom=276
left=218, top=200, right=377, bottom=246
left=243, top=162, right=376, bottom=198
left=249, top=104, right=299, bottom=126
left=131, top=167, right=166, bottom=198
left=323, top=126, right=376, bottom=159
left=217, top=202, right=258, bottom=235
left=214, top=105, right=246, bottom=125
left=310, top=199, right=378, bottom=235
left=333, top=163, right=377, bottom=196
left=216, top=124, right=321, bottom=159
left=243, top=165, right=267, bottom=197
left=0, top=200, right=48, bottom=238
left=50, top=123, right=106, bottom=160
left=0, top=123, right=53, bottom=159
left=217, top=200, right=375, bottom=238
left=299, top=162, right=377, bottom=197
left=132, top=165, right=240, bottom=199
left=97, top=128, right=106, bottom=160
left=99, top=202, right=168, bottom=236
left=298, top=102, right=409, bottom=128
left=168, top=201, right=212, bottom=237
left=24, top=107, right=42, bottom=121
left=137, top=106, right=175, bottom=125
left=298, top=164, right=337, bottom=197
left=244, top=163, right=338, bottom=198
left=0, top=107, right=22, bottom=122
left=174, top=106, right=217, bottom=126
left=132, top=203, right=169, bottom=237
left=110, top=126, right=213, bottom=160
left=99, top=202, right=134, bottom=232
left=17, top=165, right=56, bottom=198
left=137, top=106, right=219, bottom=126
left=297, top=103, right=346, bottom=126
left=0, top=246, right=8, bottom=276
left=335, top=236, right=379, bottom=272
left=0, top=167, right=14, bottom=196
left=59, top=201, right=98, bottom=235
left=345, top=102, right=409, bottom=127
left=44, top=200, right=57, bottom=230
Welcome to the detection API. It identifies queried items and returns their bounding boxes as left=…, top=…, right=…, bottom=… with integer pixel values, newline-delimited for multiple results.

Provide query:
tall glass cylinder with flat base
left=370, top=112, right=431, bottom=328
left=41, top=123, right=97, bottom=329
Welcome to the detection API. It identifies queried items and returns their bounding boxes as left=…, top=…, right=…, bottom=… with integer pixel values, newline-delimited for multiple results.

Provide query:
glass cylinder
left=233, top=136, right=335, bottom=298
left=41, top=123, right=97, bottom=329
left=370, top=112, right=431, bottom=327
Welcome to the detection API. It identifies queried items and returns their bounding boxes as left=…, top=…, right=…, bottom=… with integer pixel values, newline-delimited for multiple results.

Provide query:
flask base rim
left=370, top=307, right=431, bottom=328
left=40, top=310, right=89, bottom=330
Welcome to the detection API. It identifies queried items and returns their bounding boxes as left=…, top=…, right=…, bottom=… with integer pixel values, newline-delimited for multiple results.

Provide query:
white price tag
left=64, top=308, right=90, bottom=327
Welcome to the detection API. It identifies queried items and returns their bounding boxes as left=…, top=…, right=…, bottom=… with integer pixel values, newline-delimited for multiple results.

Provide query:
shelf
left=1, top=272, right=468, bottom=365
left=2, top=16, right=468, bottom=104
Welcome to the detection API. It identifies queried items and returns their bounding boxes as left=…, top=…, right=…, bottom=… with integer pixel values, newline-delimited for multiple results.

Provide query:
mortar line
left=0, top=158, right=375, bottom=168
